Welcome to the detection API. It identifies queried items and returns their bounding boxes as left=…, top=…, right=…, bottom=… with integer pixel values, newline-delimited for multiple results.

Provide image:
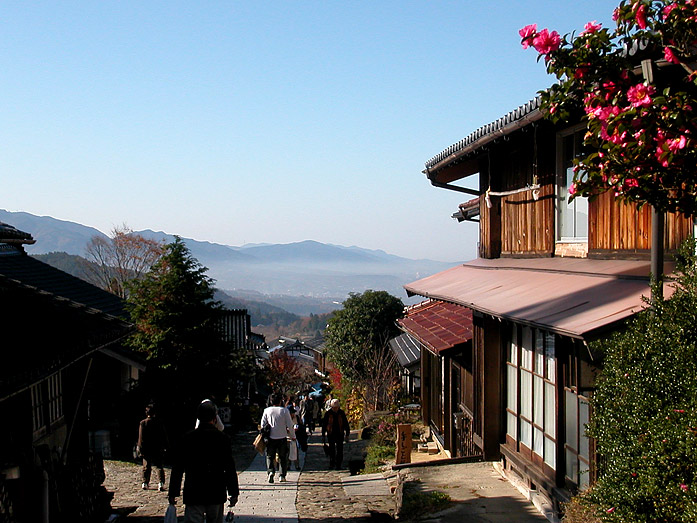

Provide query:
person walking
left=260, top=392, right=295, bottom=483
left=299, top=393, right=319, bottom=434
left=168, top=401, right=239, bottom=523
left=137, top=403, right=168, bottom=491
left=321, top=398, right=350, bottom=470
left=194, top=398, right=224, bottom=431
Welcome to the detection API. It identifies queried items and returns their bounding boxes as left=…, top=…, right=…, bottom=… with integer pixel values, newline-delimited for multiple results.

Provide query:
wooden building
left=397, top=300, right=476, bottom=458
left=405, top=97, right=692, bottom=515
left=0, top=222, right=135, bottom=522
left=388, top=332, right=420, bottom=399
left=269, top=336, right=328, bottom=377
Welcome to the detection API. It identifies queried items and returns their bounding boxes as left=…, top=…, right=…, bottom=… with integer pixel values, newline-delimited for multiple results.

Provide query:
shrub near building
left=585, top=239, right=697, bottom=522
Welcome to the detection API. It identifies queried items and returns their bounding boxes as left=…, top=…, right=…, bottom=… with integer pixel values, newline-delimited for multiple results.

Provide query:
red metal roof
left=398, top=300, right=473, bottom=355
left=404, top=258, right=674, bottom=339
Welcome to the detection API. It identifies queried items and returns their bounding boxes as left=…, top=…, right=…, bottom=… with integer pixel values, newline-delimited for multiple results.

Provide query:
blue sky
left=1, top=1, right=615, bottom=262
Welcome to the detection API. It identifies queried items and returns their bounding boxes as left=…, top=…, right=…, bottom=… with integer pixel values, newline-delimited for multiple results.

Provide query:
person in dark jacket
left=137, top=403, right=169, bottom=491
left=168, top=400, right=239, bottom=523
left=321, top=398, right=350, bottom=469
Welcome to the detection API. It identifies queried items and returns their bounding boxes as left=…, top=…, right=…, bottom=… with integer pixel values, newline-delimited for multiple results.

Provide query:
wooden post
left=395, top=424, right=412, bottom=465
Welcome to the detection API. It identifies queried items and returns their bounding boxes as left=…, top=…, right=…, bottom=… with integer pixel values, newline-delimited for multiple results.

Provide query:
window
left=558, top=130, right=589, bottom=241
left=30, top=372, right=64, bottom=440
left=565, top=342, right=593, bottom=489
left=506, top=325, right=557, bottom=471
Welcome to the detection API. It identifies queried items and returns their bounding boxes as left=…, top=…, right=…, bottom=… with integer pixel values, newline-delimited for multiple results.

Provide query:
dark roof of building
left=424, top=97, right=543, bottom=174
left=0, top=245, right=125, bottom=318
left=452, top=197, right=481, bottom=222
left=303, top=335, right=325, bottom=350
left=0, top=224, right=134, bottom=400
left=0, top=222, right=35, bottom=245
left=1, top=274, right=132, bottom=401
left=389, top=332, right=420, bottom=368
left=404, top=257, right=673, bottom=340
left=398, top=300, right=473, bottom=355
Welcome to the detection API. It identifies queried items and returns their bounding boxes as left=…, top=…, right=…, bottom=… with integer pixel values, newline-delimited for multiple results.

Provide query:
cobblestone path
left=105, top=430, right=396, bottom=522
left=296, top=433, right=396, bottom=523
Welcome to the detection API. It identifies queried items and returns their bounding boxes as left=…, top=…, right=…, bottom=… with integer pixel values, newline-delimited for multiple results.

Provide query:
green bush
left=400, top=487, right=451, bottom=520
left=587, top=238, right=697, bottom=522
left=363, top=443, right=395, bottom=474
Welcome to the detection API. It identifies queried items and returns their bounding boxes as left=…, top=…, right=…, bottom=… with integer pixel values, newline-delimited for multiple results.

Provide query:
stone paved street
left=104, top=430, right=396, bottom=522
left=296, top=433, right=396, bottom=523
left=104, top=429, right=547, bottom=522
left=233, top=449, right=302, bottom=523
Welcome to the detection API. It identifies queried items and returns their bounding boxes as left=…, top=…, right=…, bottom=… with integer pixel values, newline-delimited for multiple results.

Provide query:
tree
left=263, top=350, right=308, bottom=396
left=83, top=224, right=164, bottom=298
left=125, top=237, right=230, bottom=406
left=585, top=238, right=697, bottom=522
left=520, top=0, right=697, bottom=216
left=324, top=290, right=404, bottom=411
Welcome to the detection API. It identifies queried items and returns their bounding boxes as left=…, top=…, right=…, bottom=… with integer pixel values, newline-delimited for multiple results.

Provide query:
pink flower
left=613, top=7, right=620, bottom=21
left=569, top=183, right=577, bottom=196
left=636, top=4, right=648, bottom=29
left=663, top=4, right=678, bottom=19
left=532, top=28, right=561, bottom=55
left=625, top=178, right=639, bottom=188
left=665, top=47, right=680, bottom=64
left=681, top=484, right=689, bottom=492
left=582, top=21, right=602, bottom=35
left=519, top=24, right=537, bottom=49
left=607, top=507, right=616, bottom=514
left=668, top=136, right=687, bottom=153
left=627, top=83, right=655, bottom=108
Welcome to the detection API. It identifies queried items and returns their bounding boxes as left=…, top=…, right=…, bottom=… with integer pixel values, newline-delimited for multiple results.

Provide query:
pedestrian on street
left=260, top=392, right=295, bottom=483
left=194, top=398, right=224, bottom=431
left=321, top=398, right=350, bottom=470
left=287, top=406, right=301, bottom=471
left=299, top=392, right=319, bottom=434
left=137, top=403, right=169, bottom=491
left=168, top=400, right=239, bottom=523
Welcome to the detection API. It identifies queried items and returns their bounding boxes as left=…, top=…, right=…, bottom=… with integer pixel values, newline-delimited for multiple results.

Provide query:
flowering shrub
left=372, top=417, right=397, bottom=447
left=521, top=0, right=697, bottom=216
left=583, top=238, right=697, bottom=522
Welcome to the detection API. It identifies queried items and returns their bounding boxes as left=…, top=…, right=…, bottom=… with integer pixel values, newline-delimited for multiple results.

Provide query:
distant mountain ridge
left=0, top=209, right=461, bottom=300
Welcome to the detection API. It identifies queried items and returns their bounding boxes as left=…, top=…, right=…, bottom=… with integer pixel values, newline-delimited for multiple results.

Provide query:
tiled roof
left=398, top=300, right=473, bottom=355
left=389, top=332, right=420, bottom=368
left=0, top=274, right=132, bottom=401
left=425, top=97, right=542, bottom=172
left=0, top=222, right=35, bottom=244
left=0, top=247, right=126, bottom=318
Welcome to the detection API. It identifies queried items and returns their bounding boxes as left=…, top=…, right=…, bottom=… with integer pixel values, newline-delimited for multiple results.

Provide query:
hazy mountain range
left=1, top=209, right=461, bottom=306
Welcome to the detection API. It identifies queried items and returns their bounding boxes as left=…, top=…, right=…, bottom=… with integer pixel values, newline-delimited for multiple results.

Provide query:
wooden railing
left=454, top=407, right=481, bottom=458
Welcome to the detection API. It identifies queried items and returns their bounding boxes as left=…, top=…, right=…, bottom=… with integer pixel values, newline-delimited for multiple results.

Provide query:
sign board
left=395, top=424, right=412, bottom=465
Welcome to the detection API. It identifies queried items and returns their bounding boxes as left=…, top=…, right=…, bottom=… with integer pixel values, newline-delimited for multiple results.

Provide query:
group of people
left=263, top=391, right=350, bottom=472
left=136, top=400, right=238, bottom=523
left=134, top=392, right=351, bottom=523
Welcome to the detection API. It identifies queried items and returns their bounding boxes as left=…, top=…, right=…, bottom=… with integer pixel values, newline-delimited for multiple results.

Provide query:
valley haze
left=1, top=209, right=463, bottom=306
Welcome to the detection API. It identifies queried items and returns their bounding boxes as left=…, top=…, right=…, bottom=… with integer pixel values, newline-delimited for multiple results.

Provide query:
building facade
left=405, top=98, right=692, bottom=514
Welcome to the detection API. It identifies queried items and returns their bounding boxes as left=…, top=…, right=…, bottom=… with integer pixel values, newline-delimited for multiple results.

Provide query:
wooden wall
left=589, top=191, right=692, bottom=256
left=475, top=122, right=693, bottom=259
left=479, top=123, right=557, bottom=258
